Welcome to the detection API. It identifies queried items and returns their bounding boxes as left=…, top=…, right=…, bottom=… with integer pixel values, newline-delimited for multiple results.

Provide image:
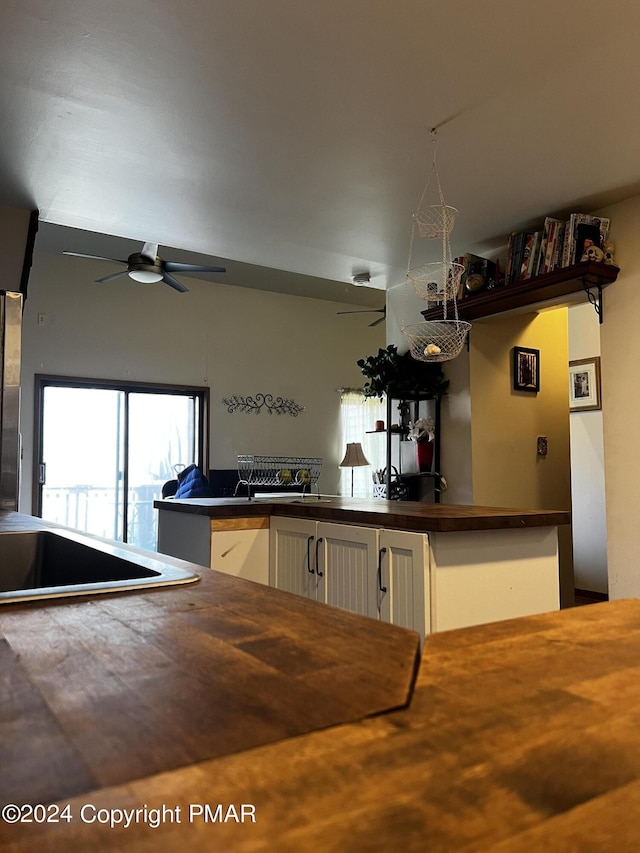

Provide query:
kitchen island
left=155, top=496, right=570, bottom=641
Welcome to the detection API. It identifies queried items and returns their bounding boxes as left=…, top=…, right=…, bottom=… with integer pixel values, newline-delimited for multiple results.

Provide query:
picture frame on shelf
left=512, top=346, right=540, bottom=393
left=569, top=356, right=601, bottom=412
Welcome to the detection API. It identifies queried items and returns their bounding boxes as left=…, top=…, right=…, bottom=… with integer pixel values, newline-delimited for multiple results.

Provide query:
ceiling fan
left=337, top=305, right=386, bottom=327
left=63, top=242, right=226, bottom=293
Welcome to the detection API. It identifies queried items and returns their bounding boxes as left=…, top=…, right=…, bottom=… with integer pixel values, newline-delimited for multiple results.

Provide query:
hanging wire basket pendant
left=402, top=320, right=471, bottom=363
left=407, top=260, right=464, bottom=303
left=411, top=129, right=457, bottom=240
left=402, top=127, right=472, bottom=363
left=413, top=204, right=458, bottom=239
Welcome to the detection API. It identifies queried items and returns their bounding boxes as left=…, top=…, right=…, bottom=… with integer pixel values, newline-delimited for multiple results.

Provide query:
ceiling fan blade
left=369, top=315, right=386, bottom=327
left=337, top=309, right=382, bottom=316
left=95, top=270, right=129, bottom=283
left=63, top=251, right=127, bottom=265
left=141, top=242, right=159, bottom=263
left=162, top=272, right=189, bottom=293
left=164, top=262, right=226, bottom=274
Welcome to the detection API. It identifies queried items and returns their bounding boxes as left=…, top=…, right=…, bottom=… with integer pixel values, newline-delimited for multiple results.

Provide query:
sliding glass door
left=34, top=376, right=208, bottom=550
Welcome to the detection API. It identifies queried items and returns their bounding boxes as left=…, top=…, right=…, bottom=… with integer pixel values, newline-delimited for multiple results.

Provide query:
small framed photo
left=513, top=346, right=540, bottom=393
left=569, top=357, right=601, bottom=412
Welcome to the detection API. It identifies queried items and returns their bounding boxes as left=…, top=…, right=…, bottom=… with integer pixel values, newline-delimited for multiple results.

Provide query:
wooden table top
left=155, top=496, right=570, bottom=533
left=5, top=599, right=640, bottom=851
left=0, top=513, right=419, bottom=816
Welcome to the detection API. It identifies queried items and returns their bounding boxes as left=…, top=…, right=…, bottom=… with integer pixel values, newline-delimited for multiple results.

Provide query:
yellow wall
left=470, top=310, right=571, bottom=510
left=468, top=308, right=573, bottom=606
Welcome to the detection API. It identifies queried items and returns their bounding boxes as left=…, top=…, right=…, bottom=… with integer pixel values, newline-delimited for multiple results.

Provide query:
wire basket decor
left=407, top=261, right=464, bottom=303
left=401, top=320, right=471, bottom=363
left=413, top=204, right=458, bottom=239
left=235, top=455, right=323, bottom=498
left=401, top=129, right=472, bottom=363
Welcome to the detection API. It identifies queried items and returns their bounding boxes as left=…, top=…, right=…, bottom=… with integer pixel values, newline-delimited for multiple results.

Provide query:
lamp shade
left=340, top=442, right=370, bottom=468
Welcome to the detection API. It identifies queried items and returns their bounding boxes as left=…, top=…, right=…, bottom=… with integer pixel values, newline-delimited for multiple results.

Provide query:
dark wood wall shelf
left=421, top=261, right=620, bottom=324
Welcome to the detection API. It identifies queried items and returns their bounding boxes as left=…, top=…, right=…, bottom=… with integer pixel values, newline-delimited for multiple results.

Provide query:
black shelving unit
left=382, top=393, right=442, bottom=503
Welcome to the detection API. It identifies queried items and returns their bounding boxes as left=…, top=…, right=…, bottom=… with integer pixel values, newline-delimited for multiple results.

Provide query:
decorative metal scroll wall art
left=223, top=393, right=304, bottom=416
left=401, top=128, right=471, bottom=363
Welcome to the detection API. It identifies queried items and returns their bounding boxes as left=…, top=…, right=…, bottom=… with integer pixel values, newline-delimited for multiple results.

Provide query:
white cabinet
left=161, top=507, right=561, bottom=643
left=377, top=530, right=430, bottom=643
left=269, top=517, right=319, bottom=599
left=270, top=518, right=378, bottom=620
left=316, top=522, right=379, bottom=620
left=209, top=519, right=270, bottom=585
left=269, top=521, right=560, bottom=645
left=157, top=510, right=269, bottom=585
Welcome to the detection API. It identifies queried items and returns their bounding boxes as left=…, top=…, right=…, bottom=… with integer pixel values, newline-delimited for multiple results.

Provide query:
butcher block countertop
left=4, top=598, right=640, bottom=852
left=0, top=513, right=419, bottom=813
left=154, top=496, right=570, bottom=533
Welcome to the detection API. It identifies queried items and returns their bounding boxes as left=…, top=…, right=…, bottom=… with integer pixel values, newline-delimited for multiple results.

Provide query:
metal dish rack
left=234, top=455, right=323, bottom=499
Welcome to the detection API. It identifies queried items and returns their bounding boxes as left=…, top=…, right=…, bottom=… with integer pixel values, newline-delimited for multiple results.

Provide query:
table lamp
left=340, top=442, right=370, bottom=497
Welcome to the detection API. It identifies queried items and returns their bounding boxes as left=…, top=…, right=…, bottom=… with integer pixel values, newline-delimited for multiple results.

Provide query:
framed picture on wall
left=512, top=346, right=540, bottom=393
left=569, top=356, right=601, bottom=412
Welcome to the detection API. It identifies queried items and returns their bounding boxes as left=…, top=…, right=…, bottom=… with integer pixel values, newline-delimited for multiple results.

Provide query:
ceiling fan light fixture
left=64, top=242, right=226, bottom=293
left=128, top=269, right=163, bottom=283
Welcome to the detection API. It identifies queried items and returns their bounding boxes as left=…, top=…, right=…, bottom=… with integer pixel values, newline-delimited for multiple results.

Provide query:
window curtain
left=339, top=391, right=386, bottom=498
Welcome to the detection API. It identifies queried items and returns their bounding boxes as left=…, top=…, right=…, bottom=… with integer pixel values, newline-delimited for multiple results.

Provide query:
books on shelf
left=509, top=232, right=526, bottom=284
left=561, top=214, right=610, bottom=267
left=520, top=231, right=544, bottom=280
left=540, top=217, right=563, bottom=275
left=503, top=213, right=611, bottom=285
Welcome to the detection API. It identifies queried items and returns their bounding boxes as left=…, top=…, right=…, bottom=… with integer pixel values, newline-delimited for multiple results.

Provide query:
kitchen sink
left=0, top=529, right=200, bottom=605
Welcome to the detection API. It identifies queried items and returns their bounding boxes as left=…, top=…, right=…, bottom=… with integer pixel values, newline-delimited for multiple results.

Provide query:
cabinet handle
left=378, top=546, right=387, bottom=593
left=306, top=535, right=315, bottom=574
left=315, top=537, right=324, bottom=577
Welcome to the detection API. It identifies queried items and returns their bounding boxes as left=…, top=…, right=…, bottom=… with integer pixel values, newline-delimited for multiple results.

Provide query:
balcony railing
left=41, top=483, right=164, bottom=551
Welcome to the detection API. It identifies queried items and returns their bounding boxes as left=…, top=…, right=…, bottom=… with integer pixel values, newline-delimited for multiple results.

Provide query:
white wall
left=568, top=302, right=607, bottom=593
left=597, top=194, right=640, bottom=599
left=19, top=250, right=384, bottom=510
left=438, top=349, right=472, bottom=505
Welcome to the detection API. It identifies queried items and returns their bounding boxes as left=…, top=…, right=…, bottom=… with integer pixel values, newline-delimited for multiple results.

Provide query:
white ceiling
left=2, top=1, right=640, bottom=305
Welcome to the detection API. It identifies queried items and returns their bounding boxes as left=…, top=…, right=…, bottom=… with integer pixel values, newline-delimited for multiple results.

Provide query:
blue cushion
left=174, top=464, right=214, bottom=499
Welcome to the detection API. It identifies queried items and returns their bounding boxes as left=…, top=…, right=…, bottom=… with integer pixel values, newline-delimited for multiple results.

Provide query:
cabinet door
left=378, top=529, right=430, bottom=644
left=316, top=522, right=378, bottom=620
left=210, top=523, right=270, bottom=585
left=269, top=517, right=318, bottom=599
